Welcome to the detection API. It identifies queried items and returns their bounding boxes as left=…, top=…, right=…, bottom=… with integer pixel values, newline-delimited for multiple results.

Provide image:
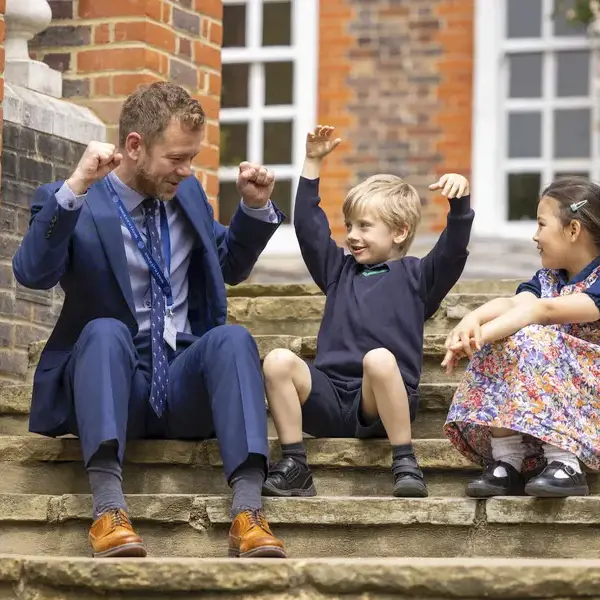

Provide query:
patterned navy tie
left=143, top=198, right=169, bottom=418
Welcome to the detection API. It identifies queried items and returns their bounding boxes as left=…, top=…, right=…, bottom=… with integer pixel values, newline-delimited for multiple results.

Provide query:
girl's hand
left=306, top=125, right=342, bottom=159
left=445, top=314, right=483, bottom=360
left=441, top=346, right=466, bottom=376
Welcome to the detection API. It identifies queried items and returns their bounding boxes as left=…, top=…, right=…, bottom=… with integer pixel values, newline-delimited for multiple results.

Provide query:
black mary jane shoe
left=466, top=460, right=524, bottom=498
left=392, top=456, right=428, bottom=498
left=262, top=456, right=317, bottom=497
left=524, top=461, right=589, bottom=498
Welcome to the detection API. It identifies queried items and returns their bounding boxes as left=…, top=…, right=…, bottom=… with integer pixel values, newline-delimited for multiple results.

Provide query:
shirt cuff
left=449, top=194, right=471, bottom=215
left=240, top=199, right=280, bottom=223
left=56, top=181, right=87, bottom=211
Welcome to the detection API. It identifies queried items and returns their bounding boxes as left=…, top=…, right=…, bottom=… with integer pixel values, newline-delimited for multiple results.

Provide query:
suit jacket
left=13, top=175, right=282, bottom=436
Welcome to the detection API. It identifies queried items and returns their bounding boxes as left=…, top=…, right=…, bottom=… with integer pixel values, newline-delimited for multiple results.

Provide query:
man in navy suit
left=13, top=82, right=287, bottom=559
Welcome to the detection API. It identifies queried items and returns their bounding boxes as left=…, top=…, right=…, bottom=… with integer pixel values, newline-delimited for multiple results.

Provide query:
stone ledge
left=0, top=494, right=478, bottom=526
left=3, top=493, right=600, bottom=527
left=4, top=82, right=105, bottom=145
left=0, top=555, right=599, bottom=596
left=0, top=436, right=474, bottom=470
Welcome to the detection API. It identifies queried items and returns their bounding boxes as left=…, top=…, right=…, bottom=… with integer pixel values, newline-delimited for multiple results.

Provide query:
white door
left=219, top=0, right=319, bottom=255
left=472, top=0, right=598, bottom=238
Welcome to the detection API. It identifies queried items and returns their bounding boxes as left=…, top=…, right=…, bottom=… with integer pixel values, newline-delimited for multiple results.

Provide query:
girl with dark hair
left=443, top=177, right=600, bottom=498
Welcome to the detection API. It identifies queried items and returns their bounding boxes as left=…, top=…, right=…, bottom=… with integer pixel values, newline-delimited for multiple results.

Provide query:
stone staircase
left=1, top=280, right=599, bottom=598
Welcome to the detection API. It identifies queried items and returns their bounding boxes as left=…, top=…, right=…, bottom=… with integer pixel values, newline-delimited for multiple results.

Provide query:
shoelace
left=109, top=509, right=130, bottom=529
left=245, top=509, right=268, bottom=530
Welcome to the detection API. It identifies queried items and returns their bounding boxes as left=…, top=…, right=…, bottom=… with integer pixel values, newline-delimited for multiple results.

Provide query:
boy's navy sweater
left=294, top=176, right=474, bottom=395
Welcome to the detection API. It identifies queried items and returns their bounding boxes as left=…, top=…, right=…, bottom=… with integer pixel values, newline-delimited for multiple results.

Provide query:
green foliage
left=555, top=0, right=598, bottom=25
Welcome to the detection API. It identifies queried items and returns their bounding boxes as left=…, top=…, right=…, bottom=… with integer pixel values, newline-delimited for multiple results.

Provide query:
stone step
left=1, top=435, right=600, bottom=498
left=0, top=381, right=455, bottom=438
left=225, top=279, right=522, bottom=297
left=0, top=435, right=478, bottom=497
left=0, top=493, right=600, bottom=558
left=228, top=293, right=497, bottom=336
left=0, top=555, right=598, bottom=599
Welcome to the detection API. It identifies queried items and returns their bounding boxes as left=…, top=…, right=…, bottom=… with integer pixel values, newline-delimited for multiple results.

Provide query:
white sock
left=543, top=443, right=582, bottom=475
left=490, top=434, right=524, bottom=476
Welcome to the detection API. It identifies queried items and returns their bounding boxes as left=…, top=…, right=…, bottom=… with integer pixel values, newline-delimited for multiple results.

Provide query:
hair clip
left=570, top=199, right=588, bottom=212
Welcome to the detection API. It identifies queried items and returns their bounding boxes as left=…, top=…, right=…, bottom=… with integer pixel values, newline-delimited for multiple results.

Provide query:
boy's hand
left=429, top=173, right=470, bottom=199
left=306, top=125, right=342, bottom=160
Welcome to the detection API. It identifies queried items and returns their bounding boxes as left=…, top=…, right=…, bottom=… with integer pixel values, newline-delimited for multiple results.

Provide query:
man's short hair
left=118, top=81, right=206, bottom=149
left=342, top=174, right=422, bottom=256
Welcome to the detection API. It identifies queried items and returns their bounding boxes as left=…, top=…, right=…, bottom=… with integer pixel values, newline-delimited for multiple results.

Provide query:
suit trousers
left=63, top=318, right=268, bottom=480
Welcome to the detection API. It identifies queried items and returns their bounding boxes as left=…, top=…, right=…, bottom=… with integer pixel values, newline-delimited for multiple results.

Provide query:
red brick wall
left=318, top=0, right=474, bottom=240
left=30, top=0, right=223, bottom=208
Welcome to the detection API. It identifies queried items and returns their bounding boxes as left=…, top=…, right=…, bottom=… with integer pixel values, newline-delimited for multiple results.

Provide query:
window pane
left=263, top=1, right=291, bottom=46
left=508, top=112, right=542, bottom=158
left=265, top=62, right=294, bottom=105
left=507, top=0, right=542, bottom=38
left=509, top=53, right=543, bottom=98
left=221, top=64, right=249, bottom=108
left=263, top=121, right=293, bottom=164
left=553, top=0, right=588, bottom=36
left=223, top=4, right=246, bottom=48
left=508, top=173, right=541, bottom=221
left=273, top=179, right=292, bottom=217
left=554, top=108, right=591, bottom=158
left=556, top=50, right=590, bottom=97
left=218, top=181, right=240, bottom=225
left=554, top=171, right=589, bottom=180
left=220, top=123, right=247, bottom=167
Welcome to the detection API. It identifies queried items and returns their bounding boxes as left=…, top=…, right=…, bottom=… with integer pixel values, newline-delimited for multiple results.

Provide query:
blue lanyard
left=105, top=177, right=173, bottom=308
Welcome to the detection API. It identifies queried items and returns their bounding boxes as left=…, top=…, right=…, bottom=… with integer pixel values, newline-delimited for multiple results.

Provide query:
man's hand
left=236, top=162, right=275, bottom=208
left=67, top=142, right=123, bottom=195
left=429, top=173, right=470, bottom=199
left=306, top=125, right=342, bottom=160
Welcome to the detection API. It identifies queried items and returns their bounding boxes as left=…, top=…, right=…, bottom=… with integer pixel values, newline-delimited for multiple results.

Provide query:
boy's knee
left=263, top=348, right=300, bottom=381
left=363, top=348, right=398, bottom=379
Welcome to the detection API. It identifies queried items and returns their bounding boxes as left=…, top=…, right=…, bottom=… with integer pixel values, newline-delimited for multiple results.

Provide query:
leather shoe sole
left=93, top=542, right=148, bottom=558
left=228, top=544, right=287, bottom=558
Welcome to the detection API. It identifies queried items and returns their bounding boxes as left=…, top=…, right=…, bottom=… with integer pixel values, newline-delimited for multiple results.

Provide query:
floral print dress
left=444, top=258, right=600, bottom=470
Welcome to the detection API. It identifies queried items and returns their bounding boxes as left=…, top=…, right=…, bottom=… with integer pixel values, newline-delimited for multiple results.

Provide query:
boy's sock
left=490, top=435, right=525, bottom=475
left=230, top=453, right=266, bottom=518
left=87, top=442, right=127, bottom=521
left=391, top=443, right=421, bottom=476
left=543, top=443, right=582, bottom=474
left=281, top=441, right=308, bottom=469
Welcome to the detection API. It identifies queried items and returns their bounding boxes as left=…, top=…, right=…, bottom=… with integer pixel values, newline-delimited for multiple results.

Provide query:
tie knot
left=143, top=197, right=157, bottom=215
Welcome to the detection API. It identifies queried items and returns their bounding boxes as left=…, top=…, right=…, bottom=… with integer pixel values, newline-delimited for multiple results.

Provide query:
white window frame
left=219, top=0, right=319, bottom=255
left=472, top=0, right=598, bottom=238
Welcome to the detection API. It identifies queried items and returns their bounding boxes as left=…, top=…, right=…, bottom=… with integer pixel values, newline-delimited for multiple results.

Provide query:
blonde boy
left=262, top=126, right=474, bottom=497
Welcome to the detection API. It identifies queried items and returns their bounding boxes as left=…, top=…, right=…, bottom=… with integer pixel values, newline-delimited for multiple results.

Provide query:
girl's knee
left=363, top=348, right=398, bottom=379
left=263, top=348, right=301, bottom=381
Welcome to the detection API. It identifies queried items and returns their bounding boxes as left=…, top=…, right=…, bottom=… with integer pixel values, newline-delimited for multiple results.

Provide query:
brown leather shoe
left=89, top=508, right=147, bottom=558
left=228, top=509, right=286, bottom=558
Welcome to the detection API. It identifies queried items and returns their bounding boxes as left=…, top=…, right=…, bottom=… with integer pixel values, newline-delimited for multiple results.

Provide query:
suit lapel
left=86, top=180, right=137, bottom=320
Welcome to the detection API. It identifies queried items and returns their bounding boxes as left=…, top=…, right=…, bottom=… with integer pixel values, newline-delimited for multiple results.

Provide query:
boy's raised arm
left=419, top=173, right=475, bottom=319
left=293, top=126, right=346, bottom=292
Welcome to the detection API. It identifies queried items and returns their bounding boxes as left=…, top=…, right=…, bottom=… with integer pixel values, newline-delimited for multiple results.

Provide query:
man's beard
left=134, top=161, right=174, bottom=201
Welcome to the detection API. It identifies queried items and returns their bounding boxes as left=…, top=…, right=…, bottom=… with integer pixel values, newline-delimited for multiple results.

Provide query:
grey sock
left=229, top=454, right=266, bottom=518
left=281, top=441, right=308, bottom=468
left=87, top=442, right=127, bottom=520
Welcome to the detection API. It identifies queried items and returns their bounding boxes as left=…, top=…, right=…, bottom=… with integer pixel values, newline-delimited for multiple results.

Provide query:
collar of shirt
left=557, top=254, right=600, bottom=286
left=108, top=171, right=147, bottom=213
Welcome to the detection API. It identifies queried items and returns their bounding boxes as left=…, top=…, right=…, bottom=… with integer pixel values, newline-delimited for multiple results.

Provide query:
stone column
left=4, top=0, right=62, bottom=97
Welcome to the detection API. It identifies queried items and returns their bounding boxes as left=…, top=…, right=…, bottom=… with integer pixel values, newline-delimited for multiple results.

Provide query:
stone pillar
left=4, top=0, right=61, bottom=97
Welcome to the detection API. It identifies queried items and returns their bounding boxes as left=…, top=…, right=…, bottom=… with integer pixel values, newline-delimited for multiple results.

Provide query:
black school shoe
left=392, top=456, right=428, bottom=498
left=466, top=460, right=524, bottom=498
left=524, top=461, right=589, bottom=497
left=262, top=457, right=317, bottom=497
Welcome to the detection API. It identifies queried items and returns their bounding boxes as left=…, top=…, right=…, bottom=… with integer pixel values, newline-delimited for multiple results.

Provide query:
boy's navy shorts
left=301, top=364, right=418, bottom=439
